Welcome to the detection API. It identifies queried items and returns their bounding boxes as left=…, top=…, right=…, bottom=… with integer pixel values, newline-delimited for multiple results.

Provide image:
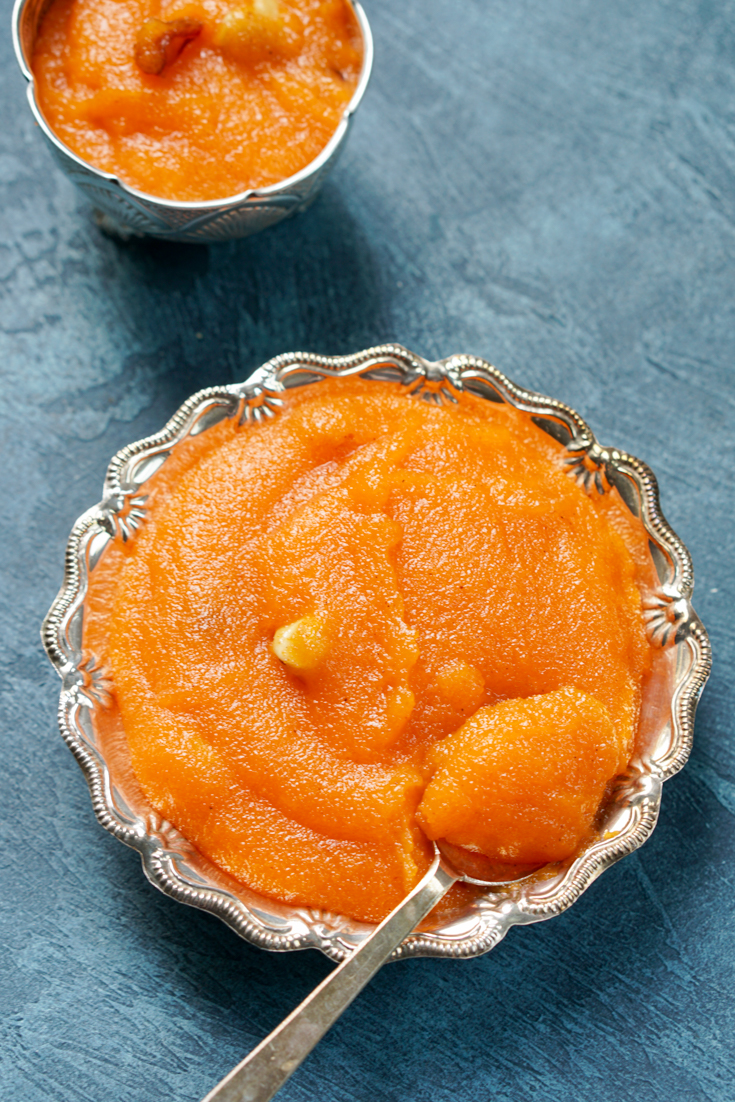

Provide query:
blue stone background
left=1, top=0, right=734, bottom=1098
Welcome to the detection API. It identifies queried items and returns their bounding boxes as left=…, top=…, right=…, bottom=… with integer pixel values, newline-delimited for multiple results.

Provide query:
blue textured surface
left=1, top=1, right=734, bottom=1099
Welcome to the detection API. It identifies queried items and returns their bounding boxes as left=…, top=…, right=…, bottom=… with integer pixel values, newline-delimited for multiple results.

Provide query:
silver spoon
left=201, top=842, right=541, bottom=1102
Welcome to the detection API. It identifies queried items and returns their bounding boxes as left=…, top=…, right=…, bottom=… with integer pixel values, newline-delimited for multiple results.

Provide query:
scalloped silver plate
left=42, top=345, right=711, bottom=962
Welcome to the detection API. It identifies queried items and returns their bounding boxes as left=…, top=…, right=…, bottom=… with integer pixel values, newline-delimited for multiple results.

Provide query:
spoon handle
left=201, top=855, right=457, bottom=1102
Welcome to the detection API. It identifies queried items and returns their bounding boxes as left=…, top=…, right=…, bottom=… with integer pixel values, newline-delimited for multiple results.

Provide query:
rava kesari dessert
left=31, top=0, right=363, bottom=201
left=84, top=378, right=652, bottom=923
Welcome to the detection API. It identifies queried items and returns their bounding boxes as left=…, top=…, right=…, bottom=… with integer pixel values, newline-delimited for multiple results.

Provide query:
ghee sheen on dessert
left=31, top=0, right=363, bottom=202
left=83, top=378, right=652, bottom=924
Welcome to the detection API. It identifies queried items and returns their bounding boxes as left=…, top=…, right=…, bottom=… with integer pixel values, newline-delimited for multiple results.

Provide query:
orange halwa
left=32, top=0, right=363, bottom=201
left=84, top=379, right=651, bottom=923
left=418, top=687, right=622, bottom=864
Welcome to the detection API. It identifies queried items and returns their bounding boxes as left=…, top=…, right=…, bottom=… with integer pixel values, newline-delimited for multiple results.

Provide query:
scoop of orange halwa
left=84, top=379, right=651, bottom=923
left=32, top=0, right=363, bottom=201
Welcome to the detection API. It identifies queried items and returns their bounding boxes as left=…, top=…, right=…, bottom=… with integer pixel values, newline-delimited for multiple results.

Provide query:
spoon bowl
left=435, top=839, right=545, bottom=886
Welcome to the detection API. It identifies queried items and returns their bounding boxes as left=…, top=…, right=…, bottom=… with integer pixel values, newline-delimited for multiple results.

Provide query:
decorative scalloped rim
left=12, top=0, right=373, bottom=241
left=42, top=345, right=711, bottom=962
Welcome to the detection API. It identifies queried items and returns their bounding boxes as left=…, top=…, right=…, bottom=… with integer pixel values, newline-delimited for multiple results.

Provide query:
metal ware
left=42, top=344, right=711, bottom=965
left=12, top=0, right=373, bottom=243
left=201, top=844, right=539, bottom=1102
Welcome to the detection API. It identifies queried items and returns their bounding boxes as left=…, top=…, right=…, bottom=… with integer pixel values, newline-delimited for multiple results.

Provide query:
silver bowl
left=42, top=345, right=711, bottom=961
left=13, top=0, right=373, bottom=242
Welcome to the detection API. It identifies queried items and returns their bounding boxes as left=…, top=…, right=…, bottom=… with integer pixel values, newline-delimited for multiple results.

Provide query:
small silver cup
left=12, top=0, right=373, bottom=242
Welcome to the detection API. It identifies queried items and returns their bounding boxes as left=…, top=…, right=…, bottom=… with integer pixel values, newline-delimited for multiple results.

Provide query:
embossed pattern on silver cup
left=42, top=346, right=711, bottom=961
left=13, top=0, right=373, bottom=242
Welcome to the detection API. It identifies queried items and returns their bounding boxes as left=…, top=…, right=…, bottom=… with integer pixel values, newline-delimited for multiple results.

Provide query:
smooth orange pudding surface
left=84, top=379, right=652, bottom=923
left=32, top=0, right=363, bottom=201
